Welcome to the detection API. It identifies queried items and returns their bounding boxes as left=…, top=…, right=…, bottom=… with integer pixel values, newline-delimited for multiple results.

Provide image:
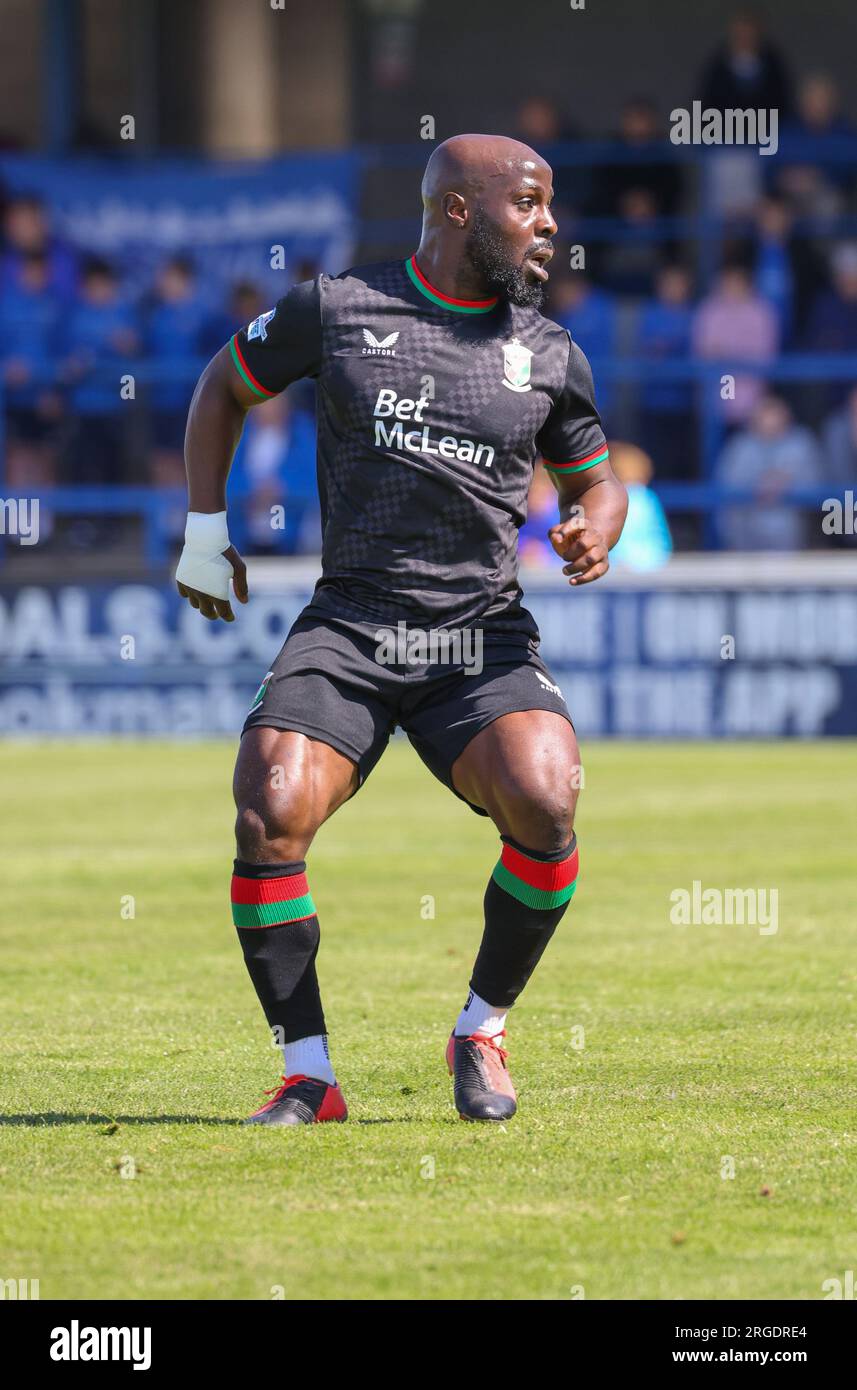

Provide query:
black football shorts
left=242, top=610, right=573, bottom=816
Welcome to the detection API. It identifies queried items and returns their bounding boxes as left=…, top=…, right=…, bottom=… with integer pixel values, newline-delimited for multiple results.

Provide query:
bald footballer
left=176, top=134, right=627, bottom=1124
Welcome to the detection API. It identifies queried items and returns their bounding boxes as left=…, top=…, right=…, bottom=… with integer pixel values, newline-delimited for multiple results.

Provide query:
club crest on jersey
left=501, top=337, right=533, bottom=392
left=362, top=328, right=399, bottom=356
left=247, top=309, right=276, bottom=342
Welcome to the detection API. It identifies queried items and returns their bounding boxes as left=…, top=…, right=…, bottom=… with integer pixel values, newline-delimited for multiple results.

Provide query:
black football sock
left=231, top=859, right=325, bottom=1045
left=469, top=834, right=579, bottom=1009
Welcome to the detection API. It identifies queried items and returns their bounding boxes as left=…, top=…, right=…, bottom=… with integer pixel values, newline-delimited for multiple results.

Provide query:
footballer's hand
left=176, top=519, right=249, bottom=622
left=176, top=544, right=248, bottom=621
left=548, top=515, right=609, bottom=586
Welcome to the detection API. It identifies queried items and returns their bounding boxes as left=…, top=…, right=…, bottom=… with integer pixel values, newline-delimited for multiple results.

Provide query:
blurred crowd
left=0, top=188, right=322, bottom=553
left=520, top=7, right=857, bottom=558
left=1, top=7, right=856, bottom=562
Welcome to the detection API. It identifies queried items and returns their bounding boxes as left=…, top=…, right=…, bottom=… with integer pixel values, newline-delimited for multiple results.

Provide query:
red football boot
left=446, top=1030, right=517, bottom=1122
left=244, top=1073, right=348, bottom=1126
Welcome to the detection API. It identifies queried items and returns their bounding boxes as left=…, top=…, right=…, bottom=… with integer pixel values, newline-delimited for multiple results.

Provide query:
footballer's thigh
left=234, top=727, right=359, bottom=863
left=233, top=614, right=397, bottom=863
left=451, top=710, right=580, bottom=852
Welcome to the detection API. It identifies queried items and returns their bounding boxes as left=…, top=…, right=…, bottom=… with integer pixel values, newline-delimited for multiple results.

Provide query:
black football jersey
left=229, top=257, right=608, bottom=630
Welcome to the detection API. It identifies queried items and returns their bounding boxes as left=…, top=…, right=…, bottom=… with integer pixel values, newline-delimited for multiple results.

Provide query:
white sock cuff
left=455, top=989, right=508, bottom=1039
left=282, top=1034, right=335, bottom=1086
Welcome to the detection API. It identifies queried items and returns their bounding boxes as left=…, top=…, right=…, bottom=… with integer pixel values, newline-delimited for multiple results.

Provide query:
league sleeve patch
left=247, top=308, right=276, bottom=343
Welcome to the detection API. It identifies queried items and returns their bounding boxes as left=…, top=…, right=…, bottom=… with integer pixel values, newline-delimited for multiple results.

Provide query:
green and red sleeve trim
left=491, top=840, right=579, bottom=910
left=231, top=870, right=316, bottom=928
left=229, top=334, right=277, bottom=399
left=405, top=255, right=498, bottom=314
left=542, top=446, right=609, bottom=476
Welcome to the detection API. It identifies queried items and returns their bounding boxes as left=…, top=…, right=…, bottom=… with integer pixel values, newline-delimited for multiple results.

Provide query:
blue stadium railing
left=6, top=479, right=848, bottom=569
left=0, top=350, right=855, bottom=565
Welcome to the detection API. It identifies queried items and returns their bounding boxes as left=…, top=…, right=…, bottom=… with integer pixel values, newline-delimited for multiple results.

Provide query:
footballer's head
left=420, top=133, right=557, bottom=308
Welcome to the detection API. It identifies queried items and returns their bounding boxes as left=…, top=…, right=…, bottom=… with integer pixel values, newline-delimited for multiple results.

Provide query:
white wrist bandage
left=175, top=511, right=233, bottom=600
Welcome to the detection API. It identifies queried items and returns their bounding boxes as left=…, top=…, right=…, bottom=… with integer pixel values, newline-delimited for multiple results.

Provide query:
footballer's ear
left=442, top=192, right=468, bottom=230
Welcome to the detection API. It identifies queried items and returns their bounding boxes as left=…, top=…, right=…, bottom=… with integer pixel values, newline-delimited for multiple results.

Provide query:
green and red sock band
left=491, top=838, right=579, bottom=910
left=231, top=869, right=316, bottom=928
left=405, top=255, right=498, bottom=314
left=542, top=447, right=609, bottom=476
left=229, top=334, right=276, bottom=399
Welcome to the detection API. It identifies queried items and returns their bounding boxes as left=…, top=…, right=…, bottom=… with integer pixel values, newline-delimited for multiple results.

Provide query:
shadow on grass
left=1, top=1112, right=436, bottom=1128
left=0, top=1113, right=243, bottom=1127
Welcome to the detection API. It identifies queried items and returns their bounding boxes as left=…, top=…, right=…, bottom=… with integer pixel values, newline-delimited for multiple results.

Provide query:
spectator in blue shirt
left=591, top=99, right=683, bottom=296
left=636, top=263, right=696, bottom=478
left=803, top=243, right=857, bottom=410
left=1, top=194, right=79, bottom=302
left=229, top=392, right=319, bottom=555
left=0, top=249, right=62, bottom=487
left=804, top=243, right=857, bottom=350
left=550, top=274, right=619, bottom=426
left=776, top=73, right=855, bottom=207
left=716, top=394, right=822, bottom=551
left=200, top=280, right=265, bottom=361
left=607, top=441, right=673, bottom=572
left=697, top=10, right=792, bottom=120
left=753, top=196, right=795, bottom=343
left=62, top=256, right=140, bottom=485
left=518, top=462, right=561, bottom=569
left=820, top=386, right=857, bottom=550
left=145, top=256, right=208, bottom=487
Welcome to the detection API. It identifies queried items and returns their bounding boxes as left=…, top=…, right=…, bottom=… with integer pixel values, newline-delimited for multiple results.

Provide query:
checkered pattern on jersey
left=438, top=304, right=566, bottom=431
left=318, top=266, right=463, bottom=587
left=311, top=263, right=577, bottom=625
left=317, top=267, right=559, bottom=580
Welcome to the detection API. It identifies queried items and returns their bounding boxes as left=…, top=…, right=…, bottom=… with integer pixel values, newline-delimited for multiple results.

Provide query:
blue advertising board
left=1, top=576, right=855, bottom=738
left=0, top=152, right=358, bottom=295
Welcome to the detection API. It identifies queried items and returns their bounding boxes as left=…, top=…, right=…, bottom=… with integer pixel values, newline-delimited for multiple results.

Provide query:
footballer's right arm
left=176, top=345, right=254, bottom=622
left=175, top=281, right=323, bottom=622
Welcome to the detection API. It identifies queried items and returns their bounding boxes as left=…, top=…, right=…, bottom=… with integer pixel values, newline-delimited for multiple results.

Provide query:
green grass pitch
left=1, top=739, right=855, bottom=1301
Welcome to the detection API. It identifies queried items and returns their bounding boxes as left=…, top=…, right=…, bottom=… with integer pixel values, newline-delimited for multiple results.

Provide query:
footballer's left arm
left=547, top=459, right=628, bottom=586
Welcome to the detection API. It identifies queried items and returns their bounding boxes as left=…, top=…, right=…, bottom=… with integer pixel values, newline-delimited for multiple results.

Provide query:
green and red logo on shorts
left=248, top=670, right=274, bottom=714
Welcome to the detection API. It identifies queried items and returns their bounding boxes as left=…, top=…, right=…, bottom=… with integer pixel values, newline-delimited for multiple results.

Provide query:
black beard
left=464, top=207, right=546, bottom=308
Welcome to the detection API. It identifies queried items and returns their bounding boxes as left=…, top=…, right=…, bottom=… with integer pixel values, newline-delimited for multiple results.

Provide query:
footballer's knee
left=233, top=730, right=327, bottom=862
left=234, top=782, right=320, bottom=863
left=455, top=712, right=581, bottom=852
left=492, top=769, right=577, bottom=853
left=233, top=727, right=357, bottom=863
